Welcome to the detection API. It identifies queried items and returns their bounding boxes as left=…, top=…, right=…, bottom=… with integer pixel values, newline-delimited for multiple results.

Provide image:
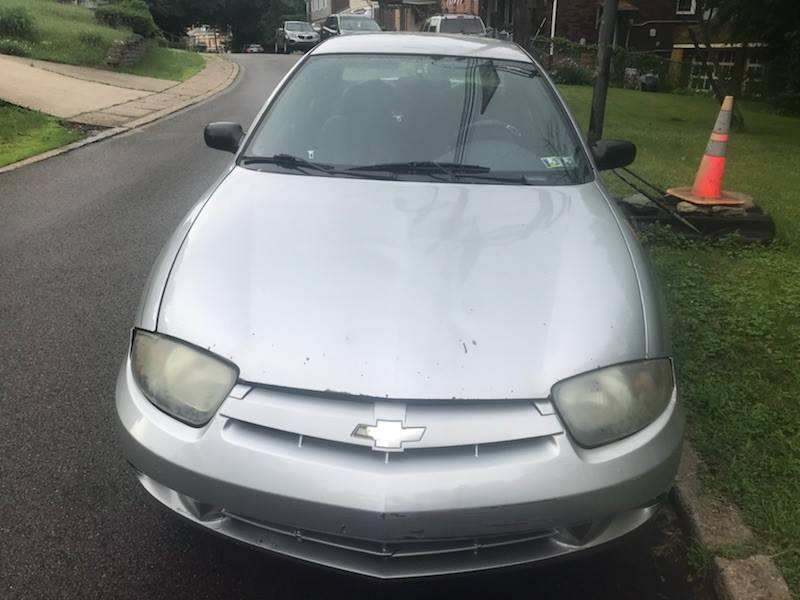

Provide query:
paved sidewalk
left=0, top=54, right=236, bottom=128
left=0, top=55, right=175, bottom=93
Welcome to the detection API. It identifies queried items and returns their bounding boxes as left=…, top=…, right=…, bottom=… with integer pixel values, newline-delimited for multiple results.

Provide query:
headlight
left=551, top=359, right=674, bottom=448
left=130, top=329, right=238, bottom=427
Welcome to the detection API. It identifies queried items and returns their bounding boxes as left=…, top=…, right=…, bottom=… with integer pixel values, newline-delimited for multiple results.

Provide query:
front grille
left=222, top=511, right=556, bottom=559
left=218, top=388, right=564, bottom=458
left=222, top=419, right=559, bottom=466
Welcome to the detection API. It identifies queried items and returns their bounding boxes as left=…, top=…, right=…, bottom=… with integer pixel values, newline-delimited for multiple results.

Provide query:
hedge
left=0, top=6, right=36, bottom=40
left=95, top=0, right=159, bottom=38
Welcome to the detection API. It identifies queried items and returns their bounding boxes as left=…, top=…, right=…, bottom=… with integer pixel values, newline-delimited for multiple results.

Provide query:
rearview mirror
left=204, top=122, right=244, bottom=153
left=590, top=139, right=636, bottom=171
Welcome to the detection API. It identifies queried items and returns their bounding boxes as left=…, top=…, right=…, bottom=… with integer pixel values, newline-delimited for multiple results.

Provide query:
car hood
left=157, top=168, right=645, bottom=400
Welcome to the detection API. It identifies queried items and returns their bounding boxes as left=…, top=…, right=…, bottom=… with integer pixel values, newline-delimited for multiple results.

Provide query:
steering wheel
left=464, top=119, right=523, bottom=143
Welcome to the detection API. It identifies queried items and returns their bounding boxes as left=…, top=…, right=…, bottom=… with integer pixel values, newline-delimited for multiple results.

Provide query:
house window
left=689, top=49, right=736, bottom=92
left=743, top=54, right=765, bottom=96
left=676, top=0, right=696, bottom=14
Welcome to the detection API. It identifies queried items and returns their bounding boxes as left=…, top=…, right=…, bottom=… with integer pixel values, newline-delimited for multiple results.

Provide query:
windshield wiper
left=448, top=173, right=549, bottom=185
left=352, top=161, right=491, bottom=175
left=350, top=161, right=568, bottom=185
left=240, top=153, right=334, bottom=174
left=241, top=154, right=397, bottom=180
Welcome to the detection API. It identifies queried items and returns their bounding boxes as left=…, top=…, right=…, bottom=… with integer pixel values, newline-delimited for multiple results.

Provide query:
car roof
left=310, top=33, right=531, bottom=62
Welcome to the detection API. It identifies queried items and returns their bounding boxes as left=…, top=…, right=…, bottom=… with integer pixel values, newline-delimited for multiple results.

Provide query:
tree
left=213, top=0, right=270, bottom=50
left=146, top=0, right=308, bottom=51
left=257, top=0, right=305, bottom=46
left=703, top=0, right=800, bottom=94
left=145, top=0, right=222, bottom=36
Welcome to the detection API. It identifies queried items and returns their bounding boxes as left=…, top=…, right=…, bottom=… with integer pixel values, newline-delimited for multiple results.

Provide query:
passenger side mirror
left=590, top=139, right=636, bottom=171
left=204, top=122, right=244, bottom=153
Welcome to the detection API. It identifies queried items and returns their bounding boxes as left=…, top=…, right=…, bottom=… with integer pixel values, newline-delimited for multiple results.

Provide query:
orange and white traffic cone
left=667, top=96, right=751, bottom=206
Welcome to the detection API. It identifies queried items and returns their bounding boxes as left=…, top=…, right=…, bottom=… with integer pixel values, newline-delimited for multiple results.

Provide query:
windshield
left=440, top=17, right=485, bottom=34
left=285, top=21, right=312, bottom=31
left=243, top=54, right=591, bottom=184
left=340, top=17, right=380, bottom=31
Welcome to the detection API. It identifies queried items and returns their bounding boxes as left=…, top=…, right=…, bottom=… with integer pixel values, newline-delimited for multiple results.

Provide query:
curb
left=672, top=442, right=792, bottom=600
left=0, top=58, right=240, bottom=176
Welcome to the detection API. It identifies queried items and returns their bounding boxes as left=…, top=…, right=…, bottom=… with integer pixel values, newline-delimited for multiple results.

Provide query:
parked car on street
left=275, top=20, right=320, bottom=54
left=118, top=33, right=683, bottom=579
left=421, top=14, right=487, bottom=36
left=243, top=44, right=264, bottom=53
left=320, top=14, right=381, bottom=40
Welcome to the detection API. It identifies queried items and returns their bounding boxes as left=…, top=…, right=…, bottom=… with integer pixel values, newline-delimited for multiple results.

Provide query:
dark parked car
left=275, top=20, right=320, bottom=54
left=320, top=14, right=381, bottom=40
left=243, top=44, right=264, bottom=53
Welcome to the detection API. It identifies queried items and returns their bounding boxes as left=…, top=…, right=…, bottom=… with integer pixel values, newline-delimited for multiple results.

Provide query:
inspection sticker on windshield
left=541, top=156, right=576, bottom=169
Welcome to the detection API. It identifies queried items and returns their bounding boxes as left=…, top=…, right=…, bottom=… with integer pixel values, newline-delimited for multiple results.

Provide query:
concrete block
left=715, top=556, right=792, bottom=600
left=673, top=443, right=755, bottom=552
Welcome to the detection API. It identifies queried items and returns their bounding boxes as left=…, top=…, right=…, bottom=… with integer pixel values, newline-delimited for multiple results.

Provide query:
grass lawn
left=0, top=102, right=83, bottom=167
left=559, top=85, right=800, bottom=594
left=0, top=0, right=204, bottom=81
left=121, top=44, right=205, bottom=82
left=0, top=0, right=128, bottom=66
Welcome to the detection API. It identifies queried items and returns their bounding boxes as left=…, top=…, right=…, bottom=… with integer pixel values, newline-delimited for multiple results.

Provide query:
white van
left=420, top=14, right=486, bottom=35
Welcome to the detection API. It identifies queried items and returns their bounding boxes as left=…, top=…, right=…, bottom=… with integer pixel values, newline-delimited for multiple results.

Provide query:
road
left=0, top=54, right=709, bottom=600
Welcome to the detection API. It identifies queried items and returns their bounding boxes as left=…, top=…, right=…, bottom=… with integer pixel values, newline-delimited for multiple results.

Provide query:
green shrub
left=0, top=6, right=36, bottom=40
left=95, top=0, right=158, bottom=38
left=552, top=64, right=593, bottom=86
left=771, top=92, right=800, bottom=117
left=0, top=37, right=32, bottom=56
left=78, top=31, right=105, bottom=48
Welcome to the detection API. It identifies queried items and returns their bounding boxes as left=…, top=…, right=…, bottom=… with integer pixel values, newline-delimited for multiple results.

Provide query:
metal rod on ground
left=588, top=0, right=619, bottom=144
left=621, top=166, right=669, bottom=196
left=613, top=169, right=702, bottom=234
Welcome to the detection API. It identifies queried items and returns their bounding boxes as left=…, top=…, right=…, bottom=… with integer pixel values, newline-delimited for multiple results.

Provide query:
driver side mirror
left=591, top=139, right=636, bottom=171
left=204, top=122, right=244, bottom=153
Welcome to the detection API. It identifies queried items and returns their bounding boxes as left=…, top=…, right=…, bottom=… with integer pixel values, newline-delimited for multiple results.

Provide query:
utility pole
left=588, top=0, right=619, bottom=143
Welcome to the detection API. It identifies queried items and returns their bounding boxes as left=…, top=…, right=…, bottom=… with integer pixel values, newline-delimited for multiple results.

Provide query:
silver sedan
left=117, top=33, right=683, bottom=578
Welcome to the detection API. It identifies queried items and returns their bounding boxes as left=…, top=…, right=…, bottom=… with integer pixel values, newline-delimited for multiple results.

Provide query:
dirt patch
left=62, top=120, right=108, bottom=136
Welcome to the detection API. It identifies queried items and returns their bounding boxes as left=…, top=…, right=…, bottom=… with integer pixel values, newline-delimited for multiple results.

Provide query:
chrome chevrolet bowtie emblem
left=352, top=420, right=426, bottom=451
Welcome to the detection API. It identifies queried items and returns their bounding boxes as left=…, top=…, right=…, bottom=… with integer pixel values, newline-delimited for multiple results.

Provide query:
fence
left=528, top=36, right=766, bottom=98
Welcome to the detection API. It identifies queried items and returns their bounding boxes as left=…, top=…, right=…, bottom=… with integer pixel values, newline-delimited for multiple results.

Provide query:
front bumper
left=286, top=39, right=317, bottom=51
left=116, top=359, right=683, bottom=578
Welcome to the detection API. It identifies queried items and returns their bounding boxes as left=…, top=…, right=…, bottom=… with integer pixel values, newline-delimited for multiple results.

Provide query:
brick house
left=485, top=0, right=765, bottom=95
